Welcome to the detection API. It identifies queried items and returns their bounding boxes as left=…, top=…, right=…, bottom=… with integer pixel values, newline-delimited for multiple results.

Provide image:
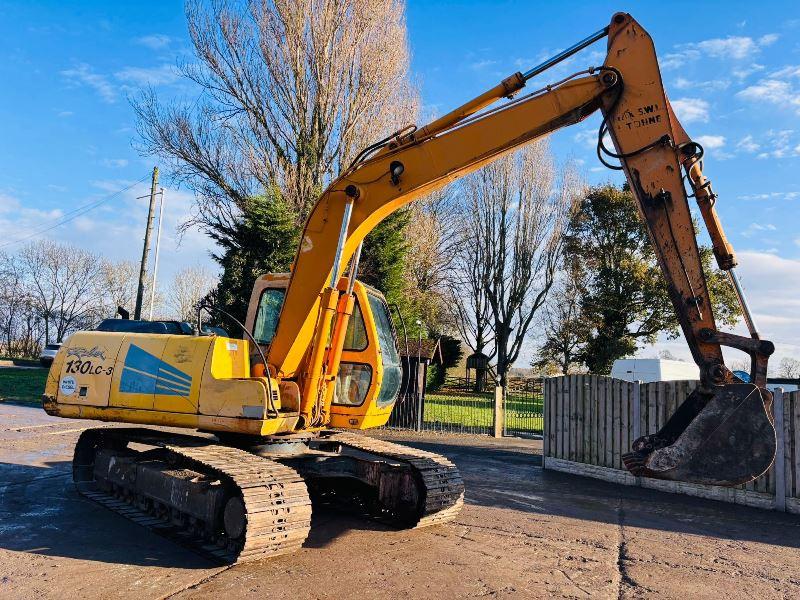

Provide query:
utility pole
left=147, top=188, right=165, bottom=321
left=134, top=166, right=159, bottom=320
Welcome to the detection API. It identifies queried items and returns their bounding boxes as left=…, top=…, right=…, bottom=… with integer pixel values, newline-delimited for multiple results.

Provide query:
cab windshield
left=253, top=288, right=285, bottom=344
left=367, top=294, right=401, bottom=407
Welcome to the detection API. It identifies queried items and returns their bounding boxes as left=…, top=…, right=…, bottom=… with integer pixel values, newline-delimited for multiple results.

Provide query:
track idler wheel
left=223, top=496, right=247, bottom=541
left=622, top=383, right=776, bottom=486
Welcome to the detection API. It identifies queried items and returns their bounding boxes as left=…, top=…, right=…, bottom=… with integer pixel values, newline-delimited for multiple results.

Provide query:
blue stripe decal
left=120, top=368, right=157, bottom=394
left=155, top=368, right=192, bottom=390
left=119, top=344, right=192, bottom=397
left=124, top=345, right=191, bottom=385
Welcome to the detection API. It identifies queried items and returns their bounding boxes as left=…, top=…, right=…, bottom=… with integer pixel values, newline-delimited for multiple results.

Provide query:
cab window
left=367, top=294, right=401, bottom=407
left=343, top=299, right=368, bottom=351
left=253, top=288, right=285, bottom=344
left=334, top=363, right=372, bottom=406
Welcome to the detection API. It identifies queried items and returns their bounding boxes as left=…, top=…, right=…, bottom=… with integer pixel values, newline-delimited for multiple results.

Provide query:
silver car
left=39, top=343, right=61, bottom=367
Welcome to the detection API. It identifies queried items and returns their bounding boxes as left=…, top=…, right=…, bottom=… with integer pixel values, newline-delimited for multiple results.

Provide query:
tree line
left=0, top=240, right=215, bottom=356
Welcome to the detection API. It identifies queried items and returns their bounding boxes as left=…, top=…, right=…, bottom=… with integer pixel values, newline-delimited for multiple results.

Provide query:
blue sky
left=1, top=1, right=799, bottom=366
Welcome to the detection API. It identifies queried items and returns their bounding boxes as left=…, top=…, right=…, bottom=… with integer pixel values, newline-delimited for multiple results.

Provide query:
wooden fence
left=543, top=375, right=800, bottom=514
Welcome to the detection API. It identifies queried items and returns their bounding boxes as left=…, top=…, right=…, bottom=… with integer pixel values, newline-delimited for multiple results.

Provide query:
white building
left=611, top=358, right=700, bottom=383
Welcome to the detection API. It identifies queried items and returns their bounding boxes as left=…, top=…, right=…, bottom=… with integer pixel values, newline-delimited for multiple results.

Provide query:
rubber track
left=73, top=428, right=311, bottom=564
left=324, top=432, right=464, bottom=527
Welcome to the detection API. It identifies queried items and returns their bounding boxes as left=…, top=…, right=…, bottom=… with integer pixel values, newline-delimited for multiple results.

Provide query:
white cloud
left=469, top=59, right=498, bottom=71
left=737, top=190, right=800, bottom=201
left=0, top=184, right=217, bottom=286
left=573, top=128, right=595, bottom=148
left=737, top=79, right=800, bottom=113
left=742, top=222, right=777, bottom=238
left=57, top=110, right=74, bottom=118
left=670, top=98, right=709, bottom=123
left=759, top=130, right=799, bottom=158
left=643, top=251, right=800, bottom=368
left=695, top=135, right=725, bottom=149
left=115, top=64, right=179, bottom=87
left=660, top=34, right=777, bottom=71
left=673, top=77, right=730, bottom=92
left=736, top=135, right=760, bottom=153
left=758, top=33, right=779, bottom=46
left=731, top=131, right=800, bottom=160
left=100, top=159, right=129, bottom=168
left=697, top=36, right=758, bottom=59
left=60, top=63, right=117, bottom=103
left=60, top=61, right=180, bottom=103
left=134, top=34, right=171, bottom=50
left=731, top=63, right=765, bottom=80
left=735, top=251, right=800, bottom=345
left=772, top=65, right=800, bottom=78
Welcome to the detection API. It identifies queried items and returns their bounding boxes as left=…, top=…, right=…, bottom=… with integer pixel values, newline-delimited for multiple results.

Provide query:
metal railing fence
left=381, top=377, right=543, bottom=437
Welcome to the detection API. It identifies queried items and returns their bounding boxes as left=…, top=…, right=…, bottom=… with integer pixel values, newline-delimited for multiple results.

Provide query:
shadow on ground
left=392, top=436, right=800, bottom=551
left=0, top=461, right=393, bottom=568
left=3, top=434, right=800, bottom=570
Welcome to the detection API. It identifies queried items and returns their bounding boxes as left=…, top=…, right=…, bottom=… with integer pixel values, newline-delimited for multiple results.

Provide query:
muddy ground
left=2, top=402, right=800, bottom=599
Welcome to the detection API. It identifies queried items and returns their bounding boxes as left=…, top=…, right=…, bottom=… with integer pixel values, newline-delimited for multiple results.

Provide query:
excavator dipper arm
left=268, top=12, right=775, bottom=486
left=600, top=14, right=775, bottom=484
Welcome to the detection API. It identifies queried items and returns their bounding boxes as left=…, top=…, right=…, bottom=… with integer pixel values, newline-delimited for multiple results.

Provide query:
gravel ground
left=1, top=402, right=799, bottom=599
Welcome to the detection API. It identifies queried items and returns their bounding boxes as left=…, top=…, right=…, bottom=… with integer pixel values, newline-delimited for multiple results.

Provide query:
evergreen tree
left=207, top=193, right=298, bottom=334
left=357, top=209, right=421, bottom=333
left=425, top=334, right=464, bottom=391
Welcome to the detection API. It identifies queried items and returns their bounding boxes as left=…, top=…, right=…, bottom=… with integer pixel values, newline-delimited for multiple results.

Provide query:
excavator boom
left=267, top=12, right=775, bottom=486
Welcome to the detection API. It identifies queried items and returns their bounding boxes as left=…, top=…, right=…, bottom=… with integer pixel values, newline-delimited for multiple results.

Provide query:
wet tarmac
left=1, top=402, right=799, bottom=599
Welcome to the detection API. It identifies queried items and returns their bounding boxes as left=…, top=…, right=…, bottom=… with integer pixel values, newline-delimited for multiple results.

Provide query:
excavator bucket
left=622, top=383, right=776, bottom=486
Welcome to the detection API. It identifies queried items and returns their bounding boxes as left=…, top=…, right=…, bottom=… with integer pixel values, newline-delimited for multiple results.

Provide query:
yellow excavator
left=44, top=13, right=776, bottom=563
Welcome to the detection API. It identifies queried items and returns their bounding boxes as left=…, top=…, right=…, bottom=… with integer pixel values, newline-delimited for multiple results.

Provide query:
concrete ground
left=1, top=402, right=799, bottom=599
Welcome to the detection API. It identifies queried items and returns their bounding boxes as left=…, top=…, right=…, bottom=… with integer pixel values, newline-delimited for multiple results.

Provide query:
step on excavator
left=44, top=13, right=776, bottom=563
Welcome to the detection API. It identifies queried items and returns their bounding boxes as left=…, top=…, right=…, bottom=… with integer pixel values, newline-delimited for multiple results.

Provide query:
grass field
left=423, top=391, right=544, bottom=434
left=0, top=367, right=48, bottom=406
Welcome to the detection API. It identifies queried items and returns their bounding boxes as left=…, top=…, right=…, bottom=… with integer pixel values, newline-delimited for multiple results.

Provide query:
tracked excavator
left=44, top=13, right=776, bottom=563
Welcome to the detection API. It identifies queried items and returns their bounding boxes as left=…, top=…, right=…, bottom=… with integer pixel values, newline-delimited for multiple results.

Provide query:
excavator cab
left=245, top=273, right=402, bottom=430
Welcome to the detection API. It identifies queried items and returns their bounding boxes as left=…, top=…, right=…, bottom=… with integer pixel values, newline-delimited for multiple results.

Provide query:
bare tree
left=729, top=358, right=751, bottom=373
left=0, top=252, right=44, bottom=357
left=404, top=186, right=460, bottom=331
left=533, top=263, right=590, bottom=375
left=99, top=260, right=144, bottom=317
left=447, top=212, right=495, bottom=363
left=18, top=240, right=105, bottom=343
left=462, top=142, right=580, bottom=388
left=779, top=357, right=800, bottom=379
left=167, top=265, right=217, bottom=322
left=134, top=0, right=418, bottom=240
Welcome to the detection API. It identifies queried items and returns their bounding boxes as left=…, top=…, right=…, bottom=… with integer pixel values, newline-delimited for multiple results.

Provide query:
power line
left=0, top=175, right=150, bottom=250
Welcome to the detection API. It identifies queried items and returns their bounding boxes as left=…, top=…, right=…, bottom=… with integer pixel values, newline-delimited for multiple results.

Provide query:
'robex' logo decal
left=119, top=344, right=192, bottom=397
left=67, top=345, right=107, bottom=361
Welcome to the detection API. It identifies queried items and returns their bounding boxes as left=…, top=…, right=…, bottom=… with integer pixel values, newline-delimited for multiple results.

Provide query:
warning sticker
left=60, top=376, right=77, bottom=396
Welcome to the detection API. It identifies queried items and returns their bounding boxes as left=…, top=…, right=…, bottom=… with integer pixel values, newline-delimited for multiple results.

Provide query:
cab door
left=330, top=285, right=401, bottom=428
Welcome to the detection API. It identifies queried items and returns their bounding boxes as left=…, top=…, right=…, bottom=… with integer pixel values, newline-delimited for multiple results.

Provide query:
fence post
left=774, top=387, right=786, bottom=512
left=632, top=380, right=642, bottom=486
left=493, top=385, right=504, bottom=438
left=542, top=378, right=548, bottom=468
